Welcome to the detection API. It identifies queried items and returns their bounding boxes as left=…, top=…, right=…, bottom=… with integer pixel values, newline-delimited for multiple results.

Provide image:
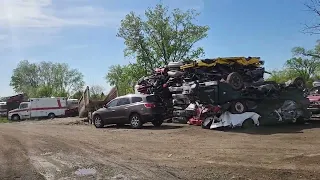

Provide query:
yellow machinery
left=180, top=57, right=263, bottom=70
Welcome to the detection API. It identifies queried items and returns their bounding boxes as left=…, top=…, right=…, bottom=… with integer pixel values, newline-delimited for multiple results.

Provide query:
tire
left=230, top=101, right=247, bottom=114
left=152, top=120, right=163, bottom=127
left=48, top=113, right=55, bottom=119
left=93, top=115, right=104, bottom=128
left=293, top=77, right=305, bottom=90
left=226, top=72, right=244, bottom=90
left=130, top=113, right=142, bottom=129
left=242, top=118, right=255, bottom=129
left=12, top=115, right=20, bottom=121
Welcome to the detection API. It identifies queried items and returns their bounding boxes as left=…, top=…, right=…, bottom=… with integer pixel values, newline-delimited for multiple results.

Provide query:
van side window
left=132, top=97, right=143, bottom=103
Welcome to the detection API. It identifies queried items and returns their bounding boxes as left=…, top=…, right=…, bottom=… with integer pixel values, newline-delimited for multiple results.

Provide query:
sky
left=0, top=0, right=318, bottom=97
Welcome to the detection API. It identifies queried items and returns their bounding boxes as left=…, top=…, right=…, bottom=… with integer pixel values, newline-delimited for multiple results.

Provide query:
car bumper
left=141, top=113, right=165, bottom=122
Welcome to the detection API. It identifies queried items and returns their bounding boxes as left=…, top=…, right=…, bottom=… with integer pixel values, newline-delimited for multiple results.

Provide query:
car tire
left=48, top=113, right=55, bottom=119
left=152, top=120, right=163, bottom=127
left=230, top=101, right=247, bottom=114
left=12, top=115, right=20, bottom=121
left=226, top=72, right=244, bottom=90
left=130, top=113, right=142, bottom=129
left=93, top=115, right=104, bottom=128
left=292, top=77, right=305, bottom=90
left=242, top=118, right=255, bottom=129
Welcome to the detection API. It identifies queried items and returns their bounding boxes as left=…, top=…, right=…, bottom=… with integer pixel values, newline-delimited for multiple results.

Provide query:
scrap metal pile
left=135, top=57, right=311, bottom=129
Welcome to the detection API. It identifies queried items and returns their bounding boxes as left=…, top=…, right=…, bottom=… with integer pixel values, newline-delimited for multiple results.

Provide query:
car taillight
left=144, top=103, right=156, bottom=108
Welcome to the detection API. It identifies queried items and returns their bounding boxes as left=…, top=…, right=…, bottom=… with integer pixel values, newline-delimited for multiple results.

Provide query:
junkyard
left=2, top=1, right=320, bottom=180
left=0, top=117, right=320, bottom=180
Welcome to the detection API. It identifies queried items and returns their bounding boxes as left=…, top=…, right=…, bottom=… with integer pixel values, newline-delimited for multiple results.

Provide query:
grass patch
left=0, top=117, right=9, bottom=123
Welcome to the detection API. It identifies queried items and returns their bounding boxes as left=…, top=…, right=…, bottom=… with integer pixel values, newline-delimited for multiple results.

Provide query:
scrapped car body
left=92, top=94, right=166, bottom=129
left=307, top=84, right=320, bottom=115
left=204, top=111, right=260, bottom=129
left=0, top=102, right=7, bottom=117
left=189, top=79, right=310, bottom=129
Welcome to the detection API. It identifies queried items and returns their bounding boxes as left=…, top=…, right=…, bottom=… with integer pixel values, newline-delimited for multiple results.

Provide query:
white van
left=8, top=97, right=67, bottom=120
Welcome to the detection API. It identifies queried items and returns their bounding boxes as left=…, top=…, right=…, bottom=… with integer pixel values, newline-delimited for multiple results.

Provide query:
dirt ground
left=0, top=118, right=320, bottom=180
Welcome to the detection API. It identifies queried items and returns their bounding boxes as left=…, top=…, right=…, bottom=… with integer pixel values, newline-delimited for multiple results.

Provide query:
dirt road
left=0, top=118, right=319, bottom=180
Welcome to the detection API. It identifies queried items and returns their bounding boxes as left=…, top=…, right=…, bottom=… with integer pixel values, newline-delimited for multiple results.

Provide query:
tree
left=106, top=64, right=137, bottom=96
left=303, top=0, right=320, bottom=34
left=117, top=3, right=209, bottom=72
left=10, top=60, right=85, bottom=97
left=71, top=91, right=83, bottom=99
left=106, top=3, right=209, bottom=94
left=267, top=41, right=320, bottom=87
left=90, top=85, right=105, bottom=100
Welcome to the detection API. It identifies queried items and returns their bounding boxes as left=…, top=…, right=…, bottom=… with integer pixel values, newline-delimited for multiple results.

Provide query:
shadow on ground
left=228, top=120, right=320, bottom=135
left=103, top=123, right=184, bottom=130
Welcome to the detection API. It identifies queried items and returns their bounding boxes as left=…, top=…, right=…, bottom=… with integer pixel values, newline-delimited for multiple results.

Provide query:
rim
left=94, top=116, right=102, bottom=127
left=235, top=102, right=244, bottom=112
left=131, top=116, right=140, bottom=127
left=231, top=75, right=241, bottom=88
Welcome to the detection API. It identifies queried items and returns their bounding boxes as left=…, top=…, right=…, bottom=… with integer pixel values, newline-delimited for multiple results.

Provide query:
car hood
left=8, top=108, right=19, bottom=113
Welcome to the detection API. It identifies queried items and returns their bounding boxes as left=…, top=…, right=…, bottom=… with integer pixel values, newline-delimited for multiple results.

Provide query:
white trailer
left=8, top=97, right=67, bottom=121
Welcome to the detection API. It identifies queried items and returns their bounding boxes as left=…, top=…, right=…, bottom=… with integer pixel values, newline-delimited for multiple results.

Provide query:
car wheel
left=48, top=113, right=55, bottom=119
left=226, top=72, right=244, bottom=90
left=152, top=120, right=163, bottom=127
left=130, top=114, right=142, bottom=129
left=93, top=115, right=104, bottom=128
left=242, top=118, right=255, bottom=129
left=12, top=115, right=20, bottom=121
left=230, top=101, right=247, bottom=114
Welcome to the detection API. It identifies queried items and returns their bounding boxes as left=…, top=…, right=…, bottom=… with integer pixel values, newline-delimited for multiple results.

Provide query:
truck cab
left=8, top=102, right=31, bottom=120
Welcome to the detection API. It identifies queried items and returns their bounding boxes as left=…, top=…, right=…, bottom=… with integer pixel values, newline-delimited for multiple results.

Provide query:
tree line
left=7, top=1, right=320, bottom=99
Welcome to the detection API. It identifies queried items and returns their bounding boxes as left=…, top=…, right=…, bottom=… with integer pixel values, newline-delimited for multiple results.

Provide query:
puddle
left=74, top=168, right=97, bottom=176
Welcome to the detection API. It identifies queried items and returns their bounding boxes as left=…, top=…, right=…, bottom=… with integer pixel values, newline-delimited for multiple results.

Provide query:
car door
left=101, top=99, right=119, bottom=123
left=112, top=98, right=131, bottom=123
left=19, top=103, right=31, bottom=119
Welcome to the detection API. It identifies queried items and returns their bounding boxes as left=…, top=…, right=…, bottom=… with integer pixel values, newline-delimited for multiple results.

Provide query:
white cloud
left=0, top=0, right=125, bottom=50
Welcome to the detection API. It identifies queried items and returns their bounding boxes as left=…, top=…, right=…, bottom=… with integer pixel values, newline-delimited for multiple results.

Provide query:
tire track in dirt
left=0, top=132, right=45, bottom=180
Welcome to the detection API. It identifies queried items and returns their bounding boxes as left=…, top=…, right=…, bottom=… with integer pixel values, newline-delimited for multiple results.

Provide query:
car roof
left=115, top=94, right=153, bottom=99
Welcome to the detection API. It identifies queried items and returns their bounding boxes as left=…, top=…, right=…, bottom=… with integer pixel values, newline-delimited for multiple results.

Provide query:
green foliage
left=267, top=40, right=320, bottom=87
left=107, top=3, right=209, bottom=93
left=0, top=117, right=9, bottom=123
left=71, top=91, right=83, bottom=99
left=10, top=60, right=85, bottom=98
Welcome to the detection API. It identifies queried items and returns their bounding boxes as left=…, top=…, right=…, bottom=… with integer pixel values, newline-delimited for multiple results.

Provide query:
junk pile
left=135, top=57, right=311, bottom=129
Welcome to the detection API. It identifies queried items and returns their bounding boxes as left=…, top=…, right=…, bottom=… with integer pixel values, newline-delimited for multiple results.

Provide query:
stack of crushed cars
left=135, top=57, right=311, bottom=129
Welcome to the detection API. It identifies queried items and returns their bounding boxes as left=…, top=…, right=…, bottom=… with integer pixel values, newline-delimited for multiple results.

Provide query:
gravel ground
left=0, top=117, right=320, bottom=180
